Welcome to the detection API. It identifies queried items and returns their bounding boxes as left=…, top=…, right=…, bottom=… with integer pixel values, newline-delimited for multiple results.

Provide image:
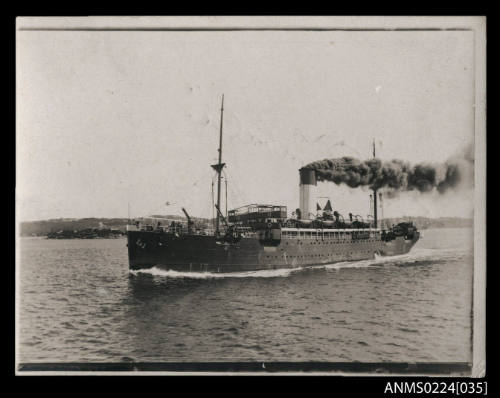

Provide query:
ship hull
left=127, top=230, right=419, bottom=273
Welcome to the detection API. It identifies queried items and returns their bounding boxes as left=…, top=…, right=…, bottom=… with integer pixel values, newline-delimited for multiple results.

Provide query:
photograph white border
left=15, top=15, right=486, bottom=377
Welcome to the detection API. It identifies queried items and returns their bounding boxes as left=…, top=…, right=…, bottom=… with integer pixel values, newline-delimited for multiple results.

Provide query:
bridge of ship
left=228, top=204, right=287, bottom=224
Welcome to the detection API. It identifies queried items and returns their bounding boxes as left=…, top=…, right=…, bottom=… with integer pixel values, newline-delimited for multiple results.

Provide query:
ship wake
left=129, top=266, right=300, bottom=279
left=322, top=246, right=468, bottom=271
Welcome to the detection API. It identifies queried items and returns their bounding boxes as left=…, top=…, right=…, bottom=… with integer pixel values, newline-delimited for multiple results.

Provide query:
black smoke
left=303, top=145, right=473, bottom=194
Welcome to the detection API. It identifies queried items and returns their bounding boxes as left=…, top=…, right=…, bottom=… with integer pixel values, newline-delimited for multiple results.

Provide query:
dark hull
left=127, top=230, right=419, bottom=273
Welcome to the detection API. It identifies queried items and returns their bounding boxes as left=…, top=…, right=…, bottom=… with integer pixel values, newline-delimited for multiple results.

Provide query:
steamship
left=127, top=97, right=420, bottom=273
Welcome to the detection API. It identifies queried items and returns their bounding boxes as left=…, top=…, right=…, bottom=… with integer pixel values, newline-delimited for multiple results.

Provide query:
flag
left=316, top=203, right=321, bottom=211
left=324, top=200, right=333, bottom=211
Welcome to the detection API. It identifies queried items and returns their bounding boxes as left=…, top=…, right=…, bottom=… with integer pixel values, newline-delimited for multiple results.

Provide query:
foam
left=130, top=266, right=299, bottom=279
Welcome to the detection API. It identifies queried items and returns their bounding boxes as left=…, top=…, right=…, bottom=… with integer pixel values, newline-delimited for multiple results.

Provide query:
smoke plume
left=304, top=144, right=473, bottom=194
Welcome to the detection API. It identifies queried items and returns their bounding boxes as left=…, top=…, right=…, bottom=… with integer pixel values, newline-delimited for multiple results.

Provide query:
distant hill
left=20, top=215, right=473, bottom=237
left=380, top=216, right=473, bottom=230
left=19, top=215, right=213, bottom=237
left=20, top=218, right=131, bottom=237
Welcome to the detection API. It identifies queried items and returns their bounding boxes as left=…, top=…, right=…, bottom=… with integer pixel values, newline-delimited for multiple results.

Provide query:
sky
left=17, top=28, right=475, bottom=221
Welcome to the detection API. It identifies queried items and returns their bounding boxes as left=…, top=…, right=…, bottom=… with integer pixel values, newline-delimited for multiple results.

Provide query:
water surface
left=18, top=227, right=473, bottom=363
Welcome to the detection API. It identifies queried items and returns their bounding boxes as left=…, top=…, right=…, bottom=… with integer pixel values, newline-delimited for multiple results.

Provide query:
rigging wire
left=222, top=169, right=229, bottom=218
left=223, top=169, right=246, bottom=208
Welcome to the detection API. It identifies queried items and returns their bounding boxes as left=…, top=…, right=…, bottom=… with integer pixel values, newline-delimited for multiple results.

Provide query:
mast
left=372, top=138, right=378, bottom=229
left=211, top=95, right=225, bottom=236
